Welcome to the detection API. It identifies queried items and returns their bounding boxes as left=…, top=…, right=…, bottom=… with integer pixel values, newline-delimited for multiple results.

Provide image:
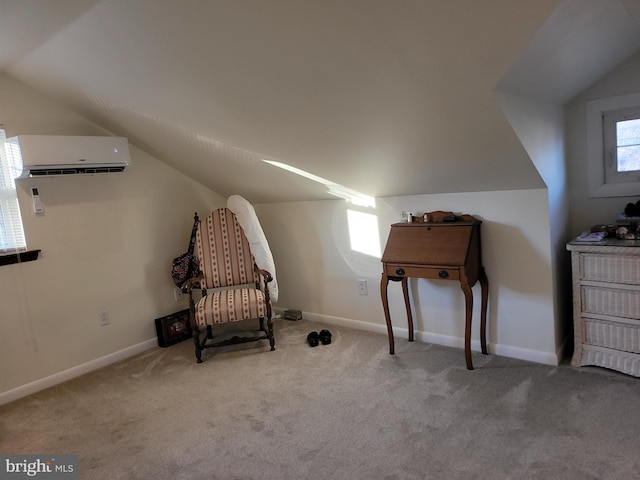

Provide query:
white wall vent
left=7, top=135, right=131, bottom=178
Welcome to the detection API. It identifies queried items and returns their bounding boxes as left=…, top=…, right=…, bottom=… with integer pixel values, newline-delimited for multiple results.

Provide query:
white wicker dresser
left=567, top=239, right=640, bottom=377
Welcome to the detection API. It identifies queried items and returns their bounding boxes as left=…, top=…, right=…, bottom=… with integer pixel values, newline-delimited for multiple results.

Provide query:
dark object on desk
left=155, top=309, right=192, bottom=347
left=590, top=224, right=617, bottom=237
left=380, top=212, right=489, bottom=370
left=410, top=210, right=478, bottom=224
left=624, top=199, right=640, bottom=217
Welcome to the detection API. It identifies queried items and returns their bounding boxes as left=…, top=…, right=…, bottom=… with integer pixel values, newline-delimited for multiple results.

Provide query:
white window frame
left=0, top=126, right=27, bottom=254
left=587, top=92, right=640, bottom=198
left=603, top=105, right=640, bottom=184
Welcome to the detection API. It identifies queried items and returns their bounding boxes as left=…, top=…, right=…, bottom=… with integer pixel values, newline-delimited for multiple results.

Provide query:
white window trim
left=587, top=91, right=640, bottom=198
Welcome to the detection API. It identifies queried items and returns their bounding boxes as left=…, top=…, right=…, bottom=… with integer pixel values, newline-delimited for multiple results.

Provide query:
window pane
left=617, top=118, right=640, bottom=147
left=616, top=118, right=640, bottom=172
left=618, top=145, right=640, bottom=172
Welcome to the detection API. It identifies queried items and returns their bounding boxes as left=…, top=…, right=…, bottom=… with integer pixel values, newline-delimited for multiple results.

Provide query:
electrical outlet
left=174, top=287, right=185, bottom=302
left=98, top=310, right=109, bottom=326
left=357, top=279, right=368, bottom=295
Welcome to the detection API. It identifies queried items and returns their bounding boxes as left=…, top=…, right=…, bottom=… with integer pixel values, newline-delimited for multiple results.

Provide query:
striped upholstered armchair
left=184, top=208, right=275, bottom=363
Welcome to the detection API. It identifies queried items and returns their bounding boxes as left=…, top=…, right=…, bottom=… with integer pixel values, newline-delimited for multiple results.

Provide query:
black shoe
left=319, top=329, right=332, bottom=345
left=307, top=331, right=319, bottom=347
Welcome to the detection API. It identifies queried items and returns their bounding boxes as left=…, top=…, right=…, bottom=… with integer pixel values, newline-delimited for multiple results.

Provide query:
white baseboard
left=280, top=308, right=560, bottom=366
left=0, top=338, right=158, bottom=406
left=493, top=343, right=559, bottom=366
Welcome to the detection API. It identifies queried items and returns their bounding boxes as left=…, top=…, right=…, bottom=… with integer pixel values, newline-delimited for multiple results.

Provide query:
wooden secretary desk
left=380, top=212, right=489, bottom=369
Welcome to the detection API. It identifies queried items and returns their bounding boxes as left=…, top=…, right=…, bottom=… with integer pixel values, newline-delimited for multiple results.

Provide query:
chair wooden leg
left=193, top=327, right=203, bottom=363
left=206, top=325, right=213, bottom=339
left=266, top=316, right=275, bottom=351
left=188, top=293, right=202, bottom=363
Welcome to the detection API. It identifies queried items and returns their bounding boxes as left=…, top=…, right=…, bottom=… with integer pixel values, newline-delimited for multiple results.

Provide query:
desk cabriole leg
left=479, top=267, right=489, bottom=355
left=380, top=273, right=395, bottom=354
left=401, top=277, right=414, bottom=342
left=461, top=280, right=474, bottom=370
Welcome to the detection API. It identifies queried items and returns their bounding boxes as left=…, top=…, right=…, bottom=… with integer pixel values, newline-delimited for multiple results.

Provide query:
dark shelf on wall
left=0, top=249, right=41, bottom=266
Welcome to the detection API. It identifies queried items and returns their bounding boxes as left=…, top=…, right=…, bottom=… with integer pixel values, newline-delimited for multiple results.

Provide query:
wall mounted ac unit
left=7, top=135, right=131, bottom=178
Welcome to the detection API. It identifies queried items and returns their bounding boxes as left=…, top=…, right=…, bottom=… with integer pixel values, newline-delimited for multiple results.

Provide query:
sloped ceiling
left=1, top=0, right=639, bottom=204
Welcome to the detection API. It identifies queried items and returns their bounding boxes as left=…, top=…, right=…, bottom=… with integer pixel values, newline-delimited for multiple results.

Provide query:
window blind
left=0, top=126, right=26, bottom=253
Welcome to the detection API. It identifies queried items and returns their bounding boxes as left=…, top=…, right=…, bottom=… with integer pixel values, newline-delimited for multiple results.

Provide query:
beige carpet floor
left=2, top=319, right=640, bottom=479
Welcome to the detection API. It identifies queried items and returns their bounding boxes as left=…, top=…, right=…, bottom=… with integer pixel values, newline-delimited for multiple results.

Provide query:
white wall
left=0, top=74, right=224, bottom=403
left=566, top=52, right=640, bottom=233
left=256, top=188, right=558, bottom=366
left=495, top=92, right=572, bottom=359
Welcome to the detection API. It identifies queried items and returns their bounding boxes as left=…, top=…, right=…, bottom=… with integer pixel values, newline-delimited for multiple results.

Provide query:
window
left=587, top=92, right=640, bottom=198
left=603, top=105, right=640, bottom=184
left=0, top=126, right=27, bottom=253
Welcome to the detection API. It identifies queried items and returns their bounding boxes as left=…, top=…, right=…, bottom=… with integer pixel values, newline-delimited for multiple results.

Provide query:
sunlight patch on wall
left=346, top=209, right=381, bottom=258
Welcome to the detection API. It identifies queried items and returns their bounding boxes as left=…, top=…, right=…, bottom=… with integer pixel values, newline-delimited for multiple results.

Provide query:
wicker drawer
left=579, top=345, right=640, bottom=377
left=581, top=253, right=640, bottom=285
left=583, top=317, right=640, bottom=354
left=582, top=285, right=640, bottom=320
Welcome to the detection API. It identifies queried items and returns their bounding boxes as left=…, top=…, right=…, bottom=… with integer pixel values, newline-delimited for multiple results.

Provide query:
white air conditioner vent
left=7, top=135, right=131, bottom=178
left=27, top=166, right=127, bottom=176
